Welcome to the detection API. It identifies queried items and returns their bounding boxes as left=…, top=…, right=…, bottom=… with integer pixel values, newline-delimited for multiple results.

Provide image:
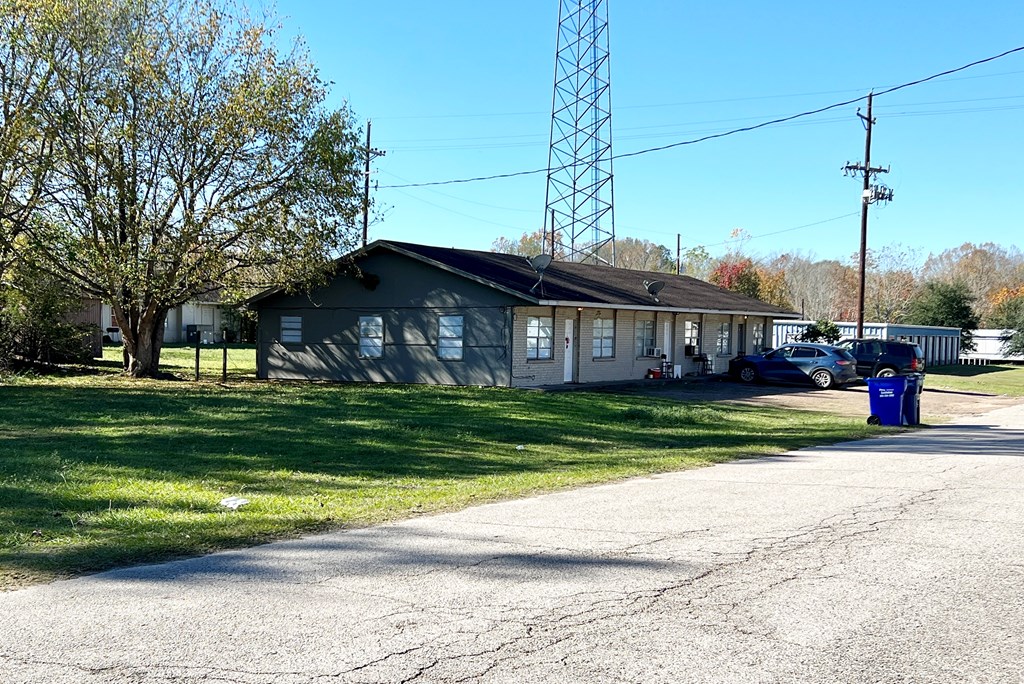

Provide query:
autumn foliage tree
left=709, top=258, right=761, bottom=299
left=922, top=243, right=1024, bottom=322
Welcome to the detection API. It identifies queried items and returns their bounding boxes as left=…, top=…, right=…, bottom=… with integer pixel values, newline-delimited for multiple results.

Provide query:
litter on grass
left=219, top=496, right=250, bottom=510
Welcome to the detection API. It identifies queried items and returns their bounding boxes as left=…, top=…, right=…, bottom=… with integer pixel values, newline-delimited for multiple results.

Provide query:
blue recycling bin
left=902, top=373, right=924, bottom=426
left=867, top=376, right=908, bottom=426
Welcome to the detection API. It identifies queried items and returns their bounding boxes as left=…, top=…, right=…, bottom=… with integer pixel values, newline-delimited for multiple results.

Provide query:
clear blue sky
left=275, top=1, right=1023, bottom=265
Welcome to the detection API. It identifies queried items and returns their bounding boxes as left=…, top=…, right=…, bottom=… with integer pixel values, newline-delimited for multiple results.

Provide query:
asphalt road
left=3, top=403, right=1023, bottom=683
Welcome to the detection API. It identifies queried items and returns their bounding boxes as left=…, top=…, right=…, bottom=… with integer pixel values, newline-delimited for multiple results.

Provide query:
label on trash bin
left=878, top=389, right=895, bottom=398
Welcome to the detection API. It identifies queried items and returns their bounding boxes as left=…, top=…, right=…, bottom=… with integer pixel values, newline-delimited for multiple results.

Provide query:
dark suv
left=835, top=338, right=925, bottom=378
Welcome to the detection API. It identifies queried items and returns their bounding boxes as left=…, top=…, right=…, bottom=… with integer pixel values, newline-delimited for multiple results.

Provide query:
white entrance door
left=563, top=319, right=574, bottom=383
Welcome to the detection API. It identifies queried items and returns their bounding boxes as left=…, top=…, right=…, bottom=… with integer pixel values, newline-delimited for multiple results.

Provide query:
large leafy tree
left=988, top=287, right=1024, bottom=355
left=678, top=245, right=713, bottom=281
left=0, top=0, right=65, bottom=283
left=7, top=0, right=363, bottom=376
left=906, top=281, right=981, bottom=352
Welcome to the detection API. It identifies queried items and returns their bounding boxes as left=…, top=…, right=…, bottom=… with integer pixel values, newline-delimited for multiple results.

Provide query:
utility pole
left=676, top=233, right=681, bottom=275
left=361, top=120, right=386, bottom=248
left=842, top=92, right=894, bottom=338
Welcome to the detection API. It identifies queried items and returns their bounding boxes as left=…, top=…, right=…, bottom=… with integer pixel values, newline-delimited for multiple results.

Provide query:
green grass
left=0, top=346, right=881, bottom=589
left=926, top=364, right=1024, bottom=396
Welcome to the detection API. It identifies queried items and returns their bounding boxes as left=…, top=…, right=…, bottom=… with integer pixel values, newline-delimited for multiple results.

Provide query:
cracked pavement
left=2, top=403, right=1023, bottom=683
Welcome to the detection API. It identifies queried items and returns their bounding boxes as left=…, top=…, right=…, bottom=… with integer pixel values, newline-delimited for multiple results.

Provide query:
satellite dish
left=644, top=280, right=665, bottom=296
left=644, top=280, right=666, bottom=303
left=528, top=254, right=553, bottom=294
left=528, top=254, right=552, bottom=273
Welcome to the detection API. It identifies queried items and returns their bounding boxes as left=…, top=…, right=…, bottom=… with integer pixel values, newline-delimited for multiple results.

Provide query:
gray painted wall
left=255, top=251, right=519, bottom=385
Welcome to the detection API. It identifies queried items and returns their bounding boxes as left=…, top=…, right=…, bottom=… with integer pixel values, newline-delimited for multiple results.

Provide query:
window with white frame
left=592, top=315, right=614, bottom=358
left=684, top=320, right=700, bottom=355
left=635, top=319, right=656, bottom=356
left=752, top=322, right=765, bottom=352
left=437, top=315, right=464, bottom=360
left=526, top=316, right=553, bottom=360
left=280, top=316, right=302, bottom=343
left=359, top=315, right=384, bottom=358
left=716, top=322, right=731, bottom=355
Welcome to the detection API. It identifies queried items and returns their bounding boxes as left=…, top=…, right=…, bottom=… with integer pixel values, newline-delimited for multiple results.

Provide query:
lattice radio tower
left=543, top=0, right=616, bottom=264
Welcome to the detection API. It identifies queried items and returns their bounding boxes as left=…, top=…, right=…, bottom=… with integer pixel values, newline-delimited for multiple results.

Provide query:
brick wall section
left=700, top=314, right=774, bottom=374
left=510, top=306, right=777, bottom=385
left=576, top=308, right=661, bottom=384
left=510, top=306, right=564, bottom=387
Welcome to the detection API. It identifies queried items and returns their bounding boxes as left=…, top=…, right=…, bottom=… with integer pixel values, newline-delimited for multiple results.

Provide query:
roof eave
left=535, top=300, right=800, bottom=317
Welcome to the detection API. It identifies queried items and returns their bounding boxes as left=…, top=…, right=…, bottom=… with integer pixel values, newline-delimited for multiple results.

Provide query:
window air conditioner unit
left=646, top=346, right=662, bottom=357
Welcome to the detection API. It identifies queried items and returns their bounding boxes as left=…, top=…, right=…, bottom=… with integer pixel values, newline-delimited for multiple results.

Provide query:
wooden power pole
left=843, top=92, right=893, bottom=338
left=361, top=120, right=386, bottom=248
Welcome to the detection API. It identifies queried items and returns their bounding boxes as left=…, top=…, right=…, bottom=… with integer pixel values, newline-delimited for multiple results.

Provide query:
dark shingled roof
left=380, top=241, right=798, bottom=317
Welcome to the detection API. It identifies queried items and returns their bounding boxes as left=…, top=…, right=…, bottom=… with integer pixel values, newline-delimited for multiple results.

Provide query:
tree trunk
left=118, top=306, right=168, bottom=377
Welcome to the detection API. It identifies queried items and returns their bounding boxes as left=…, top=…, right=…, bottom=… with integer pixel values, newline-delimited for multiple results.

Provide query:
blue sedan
left=730, top=343, right=859, bottom=390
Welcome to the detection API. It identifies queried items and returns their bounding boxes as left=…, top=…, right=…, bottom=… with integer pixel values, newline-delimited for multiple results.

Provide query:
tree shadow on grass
left=0, top=382, right=871, bottom=582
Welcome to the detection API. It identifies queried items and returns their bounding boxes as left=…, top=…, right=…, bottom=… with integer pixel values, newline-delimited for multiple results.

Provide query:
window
left=752, top=322, right=765, bottom=352
left=716, top=322, right=731, bottom=355
left=526, top=316, right=553, bottom=360
left=437, top=315, right=464, bottom=360
left=592, top=316, right=614, bottom=358
left=280, top=316, right=302, bottom=344
left=359, top=315, right=383, bottom=358
left=684, top=321, right=700, bottom=354
left=635, top=319, right=656, bottom=356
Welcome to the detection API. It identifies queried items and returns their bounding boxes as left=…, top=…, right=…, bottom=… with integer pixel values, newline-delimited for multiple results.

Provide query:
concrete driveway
left=2, top=403, right=1023, bottom=683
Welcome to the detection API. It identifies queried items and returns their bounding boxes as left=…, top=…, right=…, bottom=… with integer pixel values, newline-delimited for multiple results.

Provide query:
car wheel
left=738, top=365, right=758, bottom=383
left=875, top=367, right=897, bottom=378
left=811, top=369, right=835, bottom=389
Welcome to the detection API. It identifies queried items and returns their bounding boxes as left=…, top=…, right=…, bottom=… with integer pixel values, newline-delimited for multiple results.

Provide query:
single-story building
left=246, top=240, right=799, bottom=387
left=101, top=298, right=224, bottom=345
left=959, top=329, right=1024, bottom=365
left=66, top=297, right=104, bottom=358
left=773, top=320, right=961, bottom=367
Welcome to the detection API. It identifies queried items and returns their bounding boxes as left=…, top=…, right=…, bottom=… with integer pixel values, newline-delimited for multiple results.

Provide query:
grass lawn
left=1, top=345, right=886, bottom=589
left=926, top=364, right=1024, bottom=396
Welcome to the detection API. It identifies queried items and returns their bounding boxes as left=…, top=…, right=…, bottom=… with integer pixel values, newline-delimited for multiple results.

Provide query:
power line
left=380, top=45, right=1024, bottom=189
left=370, top=69, right=1024, bottom=123
left=689, top=213, right=861, bottom=250
left=380, top=102, right=1024, bottom=153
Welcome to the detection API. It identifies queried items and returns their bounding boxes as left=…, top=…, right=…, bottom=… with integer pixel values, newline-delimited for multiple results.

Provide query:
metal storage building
left=959, top=329, right=1024, bottom=365
left=772, top=320, right=961, bottom=367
